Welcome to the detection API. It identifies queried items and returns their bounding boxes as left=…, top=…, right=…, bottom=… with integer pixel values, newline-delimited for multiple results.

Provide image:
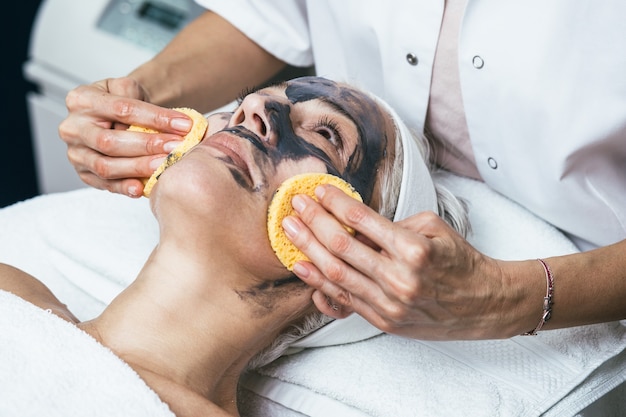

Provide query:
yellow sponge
left=267, top=173, right=362, bottom=271
left=127, top=107, right=208, bottom=197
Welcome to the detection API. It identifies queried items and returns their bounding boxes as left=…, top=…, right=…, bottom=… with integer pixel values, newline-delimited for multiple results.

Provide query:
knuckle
left=328, top=232, right=352, bottom=256
left=325, top=260, right=348, bottom=285
left=111, top=98, right=135, bottom=120
left=65, top=84, right=90, bottom=105
left=391, top=280, right=420, bottom=305
left=394, top=275, right=422, bottom=305
left=335, top=290, right=352, bottom=306
left=376, top=317, right=401, bottom=334
left=344, top=203, right=369, bottom=226
left=396, top=289, right=420, bottom=309
left=75, top=171, right=104, bottom=190
left=58, top=118, right=81, bottom=143
left=422, top=210, right=440, bottom=221
left=404, top=240, right=431, bottom=264
left=65, top=146, right=80, bottom=165
left=129, top=159, right=148, bottom=177
left=76, top=173, right=95, bottom=188
left=377, top=322, right=394, bottom=333
left=381, top=303, right=410, bottom=325
left=381, top=267, right=422, bottom=305
left=66, top=84, right=99, bottom=110
left=64, top=88, right=80, bottom=110
left=94, top=130, right=116, bottom=154
left=144, top=136, right=164, bottom=154
left=57, top=120, right=72, bottom=143
left=103, top=182, right=116, bottom=193
left=110, top=77, right=134, bottom=92
left=92, top=157, right=112, bottom=179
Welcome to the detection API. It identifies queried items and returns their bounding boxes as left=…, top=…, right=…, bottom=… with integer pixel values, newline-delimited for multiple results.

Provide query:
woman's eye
left=236, top=86, right=256, bottom=105
left=317, top=127, right=335, bottom=142
left=314, top=117, right=342, bottom=147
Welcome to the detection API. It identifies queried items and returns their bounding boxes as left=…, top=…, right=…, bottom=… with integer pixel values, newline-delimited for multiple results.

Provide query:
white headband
left=286, top=95, right=438, bottom=353
left=379, top=98, right=439, bottom=221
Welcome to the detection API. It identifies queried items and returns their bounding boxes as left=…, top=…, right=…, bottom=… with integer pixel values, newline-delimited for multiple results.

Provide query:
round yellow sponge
left=127, top=107, right=208, bottom=197
left=267, top=173, right=362, bottom=271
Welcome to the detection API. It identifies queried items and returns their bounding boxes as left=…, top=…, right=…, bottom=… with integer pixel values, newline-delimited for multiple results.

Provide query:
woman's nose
left=230, top=94, right=274, bottom=143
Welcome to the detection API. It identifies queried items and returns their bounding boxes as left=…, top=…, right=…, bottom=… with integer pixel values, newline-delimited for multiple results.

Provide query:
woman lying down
left=0, top=76, right=467, bottom=416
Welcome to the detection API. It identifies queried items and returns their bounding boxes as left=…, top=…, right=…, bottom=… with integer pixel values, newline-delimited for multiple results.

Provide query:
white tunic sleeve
left=194, top=0, right=313, bottom=66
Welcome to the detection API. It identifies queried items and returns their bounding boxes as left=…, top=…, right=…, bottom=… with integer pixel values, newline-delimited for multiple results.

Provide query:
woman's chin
left=149, top=173, right=216, bottom=222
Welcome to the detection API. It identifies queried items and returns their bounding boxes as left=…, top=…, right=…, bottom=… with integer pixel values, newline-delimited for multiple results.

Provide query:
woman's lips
left=222, top=126, right=268, bottom=155
left=203, top=133, right=255, bottom=184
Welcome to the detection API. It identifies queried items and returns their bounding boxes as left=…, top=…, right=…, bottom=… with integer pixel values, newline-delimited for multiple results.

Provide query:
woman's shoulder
left=0, top=263, right=79, bottom=323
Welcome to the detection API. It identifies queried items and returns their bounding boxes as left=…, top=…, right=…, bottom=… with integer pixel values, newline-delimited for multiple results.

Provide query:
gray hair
left=378, top=112, right=470, bottom=237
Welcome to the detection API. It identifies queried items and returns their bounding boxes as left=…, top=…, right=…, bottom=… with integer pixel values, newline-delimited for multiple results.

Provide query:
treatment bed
left=0, top=172, right=624, bottom=416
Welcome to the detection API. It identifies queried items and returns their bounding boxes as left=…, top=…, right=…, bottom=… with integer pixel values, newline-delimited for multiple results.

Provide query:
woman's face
left=153, top=76, right=396, bottom=280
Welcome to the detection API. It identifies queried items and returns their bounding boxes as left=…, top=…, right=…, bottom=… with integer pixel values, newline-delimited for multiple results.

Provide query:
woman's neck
left=78, top=242, right=309, bottom=415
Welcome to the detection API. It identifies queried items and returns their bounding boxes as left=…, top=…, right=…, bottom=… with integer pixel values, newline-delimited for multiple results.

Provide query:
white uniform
left=197, top=0, right=626, bottom=250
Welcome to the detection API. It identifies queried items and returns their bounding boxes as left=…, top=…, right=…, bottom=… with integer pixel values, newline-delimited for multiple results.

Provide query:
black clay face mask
left=223, top=76, right=389, bottom=206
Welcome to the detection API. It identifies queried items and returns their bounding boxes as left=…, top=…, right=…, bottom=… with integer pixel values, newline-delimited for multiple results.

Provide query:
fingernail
left=282, top=217, right=300, bottom=238
left=149, top=157, right=166, bottom=170
left=291, top=194, right=306, bottom=213
left=292, top=262, right=310, bottom=278
left=171, top=118, right=192, bottom=132
left=127, top=186, right=139, bottom=197
left=314, top=185, right=326, bottom=199
left=164, top=141, right=182, bottom=152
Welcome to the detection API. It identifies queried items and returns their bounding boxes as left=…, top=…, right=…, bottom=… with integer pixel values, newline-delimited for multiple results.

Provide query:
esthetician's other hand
left=283, top=184, right=544, bottom=341
left=59, top=77, right=193, bottom=197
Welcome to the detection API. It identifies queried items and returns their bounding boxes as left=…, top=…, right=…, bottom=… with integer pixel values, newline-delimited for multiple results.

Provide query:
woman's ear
left=312, top=290, right=354, bottom=319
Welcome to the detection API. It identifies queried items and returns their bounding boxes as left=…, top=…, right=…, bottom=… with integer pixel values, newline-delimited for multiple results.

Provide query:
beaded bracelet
left=522, top=258, right=554, bottom=336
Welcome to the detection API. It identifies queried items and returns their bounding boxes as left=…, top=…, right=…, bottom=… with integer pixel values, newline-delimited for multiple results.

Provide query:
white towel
left=241, top=324, right=625, bottom=417
left=0, top=192, right=166, bottom=416
left=0, top=189, right=157, bottom=319
left=0, top=290, right=174, bottom=417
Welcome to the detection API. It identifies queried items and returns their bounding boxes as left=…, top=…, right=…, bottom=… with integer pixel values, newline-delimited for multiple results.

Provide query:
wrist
left=128, top=62, right=177, bottom=107
left=495, top=259, right=548, bottom=338
left=521, top=259, right=554, bottom=335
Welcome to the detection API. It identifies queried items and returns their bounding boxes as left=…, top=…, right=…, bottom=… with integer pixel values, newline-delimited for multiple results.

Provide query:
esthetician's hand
left=59, top=77, right=193, bottom=197
left=283, top=184, right=543, bottom=341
